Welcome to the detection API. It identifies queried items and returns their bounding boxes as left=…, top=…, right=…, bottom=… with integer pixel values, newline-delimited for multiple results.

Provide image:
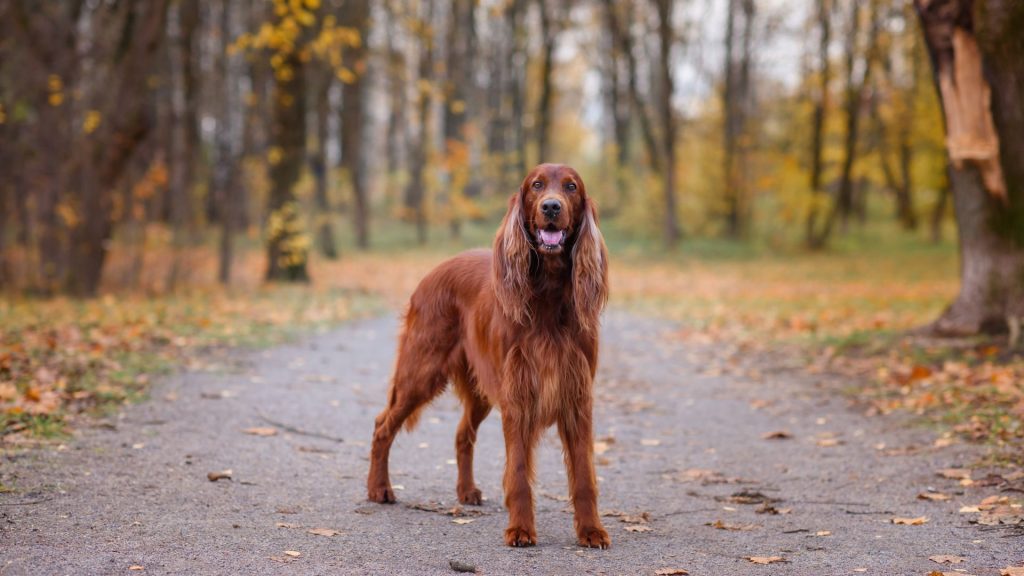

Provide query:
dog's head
left=493, top=164, right=608, bottom=330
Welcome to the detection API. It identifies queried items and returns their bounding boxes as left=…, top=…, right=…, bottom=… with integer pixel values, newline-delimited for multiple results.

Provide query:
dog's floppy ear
left=493, top=189, right=533, bottom=325
left=572, top=197, right=608, bottom=333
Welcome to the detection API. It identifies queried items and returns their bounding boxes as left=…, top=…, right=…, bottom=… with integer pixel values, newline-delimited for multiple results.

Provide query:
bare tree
left=340, top=0, right=371, bottom=249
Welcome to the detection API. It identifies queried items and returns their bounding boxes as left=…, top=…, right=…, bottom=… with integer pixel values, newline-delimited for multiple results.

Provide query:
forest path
left=2, top=311, right=1021, bottom=575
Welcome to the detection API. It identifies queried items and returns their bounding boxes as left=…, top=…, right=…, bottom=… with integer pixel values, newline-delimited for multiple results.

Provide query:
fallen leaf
left=892, top=516, right=928, bottom=525
left=275, top=522, right=299, bottom=529
left=594, top=440, right=612, bottom=455
left=624, top=525, right=653, bottom=533
left=756, top=503, right=791, bottom=515
left=452, top=518, right=475, bottom=525
left=853, top=569, right=867, bottom=573
left=307, top=528, right=340, bottom=537
left=283, top=551, right=301, bottom=558
left=746, top=556, right=786, bottom=565
left=207, top=470, right=232, bottom=482
left=918, top=492, right=952, bottom=502
left=1001, top=567, right=1024, bottom=576
left=761, top=430, right=792, bottom=440
left=938, top=468, right=971, bottom=480
left=815, top=530, right=831, bottom=536
left=707, top=520, right=757, bottom=531
left=929, top=555, right=964, bottom=564
left=242, top=427, right=278, bottom=437
left=128, top=567, right=144, bottom=571
left=641, top=438, right=661, bottom=446
left=655, top=570, right=690, bottom=575
left=816, top=438, right=842, bottom=447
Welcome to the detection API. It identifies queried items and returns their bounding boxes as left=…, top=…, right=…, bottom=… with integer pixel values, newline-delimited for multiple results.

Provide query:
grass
left=2, top=213, right=1021, bottom=456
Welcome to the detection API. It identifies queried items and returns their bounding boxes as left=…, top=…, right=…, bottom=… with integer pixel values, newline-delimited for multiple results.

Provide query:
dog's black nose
left=541, top=199, right=562, bottom=220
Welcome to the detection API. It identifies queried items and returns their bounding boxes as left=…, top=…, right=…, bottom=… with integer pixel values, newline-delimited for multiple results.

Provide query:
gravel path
left=2, top=311, right=1021, bottom=575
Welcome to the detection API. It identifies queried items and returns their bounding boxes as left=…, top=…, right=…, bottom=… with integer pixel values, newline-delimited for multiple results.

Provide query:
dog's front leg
left=558, top=391, right=610, bottom=549
left=501, top=405, right=539, bottom=547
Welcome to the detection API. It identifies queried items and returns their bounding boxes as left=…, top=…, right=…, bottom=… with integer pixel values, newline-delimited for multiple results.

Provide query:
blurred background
left=0, top=0, right=952, bottom=295
left=2, top=1, right=1022, bottom=446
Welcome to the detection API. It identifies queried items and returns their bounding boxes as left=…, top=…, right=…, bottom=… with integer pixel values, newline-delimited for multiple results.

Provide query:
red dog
left=367, top=164, right=610, bottom=548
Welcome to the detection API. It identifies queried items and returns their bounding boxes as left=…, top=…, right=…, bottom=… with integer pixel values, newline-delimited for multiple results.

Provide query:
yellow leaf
left=337, top=67, right=356, bottom=84
left=746, top=556, right=786, bottom=565
left=48, top=92, right=64, bottom=107
left=83, top=110, right=102, bottom=134
left=892, top=516, right=928, bottom=525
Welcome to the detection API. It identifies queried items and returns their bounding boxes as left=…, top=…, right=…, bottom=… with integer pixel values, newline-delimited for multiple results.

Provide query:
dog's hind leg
left=367, top=319, right=451, bottom=503
left=453, top=369, right=491, bottom=505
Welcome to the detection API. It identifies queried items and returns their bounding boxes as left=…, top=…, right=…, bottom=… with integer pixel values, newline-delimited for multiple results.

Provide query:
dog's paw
left=457, top=487, right=483, bottom=506
left=504, top=526, right=537, bottom=547
left=577, top=526, right=611, bottom=549
left=367, top=485, right=397, bottom=504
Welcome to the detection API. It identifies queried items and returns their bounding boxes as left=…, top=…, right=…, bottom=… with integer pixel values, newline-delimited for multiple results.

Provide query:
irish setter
left=367, top=164, right=610, bottom=549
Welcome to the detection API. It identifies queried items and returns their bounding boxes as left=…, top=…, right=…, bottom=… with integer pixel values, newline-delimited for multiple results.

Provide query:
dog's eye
left=531, top=180, right=543, bottom=190
left=565, top=182, right=577, bottom=192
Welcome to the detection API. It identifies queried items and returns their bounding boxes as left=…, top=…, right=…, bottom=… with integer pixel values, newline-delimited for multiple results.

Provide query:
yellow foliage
left=267, top=147, right=284, bottom=166
left=0, top=103, right=6, bottom=125
left=336, top=67, right=356, bottom=84
left=82, top=110, right=102, bottom=134
left=48, top=92, right=64, bottom=107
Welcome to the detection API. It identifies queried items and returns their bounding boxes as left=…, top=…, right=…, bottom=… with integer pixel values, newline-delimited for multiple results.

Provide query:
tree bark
left=404, top=0, right=434, bottom=245
left=535, top=0, right=557, bottom=164
left=340, top=0, right=370, bottom=249
left=313, top=65, right=337, bottom=259
left=916, top=0, right=1024, bottom=336
left=655, top=0, right=680, bottom=246
left=806, top=0, right=833, bottom=249
left=722, top=0, right=755, bottom=239
left=265, top=48, right=309, bottom=282
left=70, top=0, right=170, bottom=296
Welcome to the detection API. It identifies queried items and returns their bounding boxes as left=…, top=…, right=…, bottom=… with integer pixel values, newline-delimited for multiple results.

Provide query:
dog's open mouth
left=537, top=228, right=566, bottom=251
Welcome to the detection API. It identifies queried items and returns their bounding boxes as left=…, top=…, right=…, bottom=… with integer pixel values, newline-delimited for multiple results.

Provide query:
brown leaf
left=275, top=522, right=299, bottom=529
left=283, top=551, right=301, bottom=558
left=761, top=430, right=792, bottom=440
left=624, top=525, right=653, bottom=533
left=891, top=516, right=928, bottom=525
left=655, top=570, right=690, bottom=575
left=452, top=518, right=475, bottom=525
left=207, top=470, right=232, bottom=482
left=929, top=555, right=964, bottom=564
left=918, top=492, right=952, bottom=501
left=1001, top=567, right=1024, bottom=576
left=307, top=528, right=340, bottom=537
left=938, top=468, right=972, bottom=480
left=242, top=427, right=278, bottom=437
left=816, top=438, right=843, bottom=447
left=707, top=519, right=757, bottom=531
left=746, top=556, right=786, bottom=565
left=128, top=567, right=144, bottom=571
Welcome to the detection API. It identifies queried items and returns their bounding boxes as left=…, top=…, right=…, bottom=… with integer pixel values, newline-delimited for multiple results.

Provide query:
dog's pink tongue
left=539, top=230, right=561, bottom=245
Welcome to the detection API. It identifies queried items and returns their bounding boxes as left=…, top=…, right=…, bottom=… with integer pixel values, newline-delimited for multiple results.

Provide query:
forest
left=1, top=0, right=1023, bottom=433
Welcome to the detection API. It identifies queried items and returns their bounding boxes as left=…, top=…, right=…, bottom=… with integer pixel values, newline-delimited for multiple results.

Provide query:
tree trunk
left=443, top=0, right=475, bottom=238
left=535, top=0, right=557, bottom=163
left=722, top=0, right=755, bottom=239
left=166, top=0, right=199, bottom=291
left=313, top=65, right=337, bottom=259
left=806, top=0, right=833, bottom=249
left=601, top=0, right=630, bottom=214
left=340, top=0, right=370, bottom=249
left=215, top=0, right=237, bottom=285
left=69, top=0, right=170, bottom=296
left=655, top=0, right=680, bottom=246
left=265, top=49, right=309, bottom=282
left=404, top=0, right=433, bottom=245
left=916, top=0, right=1024, bottom=336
